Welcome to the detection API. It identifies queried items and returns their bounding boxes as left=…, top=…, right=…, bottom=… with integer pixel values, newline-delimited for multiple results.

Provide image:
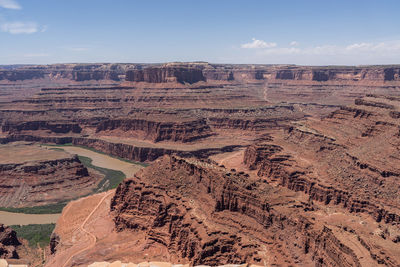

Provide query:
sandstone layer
left=1, top=63, right=400, bottom=266
left=0, top=142, right=100, bottom=207
left=48, top=155, right=400, bottom=266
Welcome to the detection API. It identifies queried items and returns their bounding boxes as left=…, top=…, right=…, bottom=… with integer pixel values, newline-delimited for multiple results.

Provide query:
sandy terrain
left=0, top=211, right=59, bottom=226
left=0, top=142, right=70, bottom=164
left=47, top=146, right=143, bottom=177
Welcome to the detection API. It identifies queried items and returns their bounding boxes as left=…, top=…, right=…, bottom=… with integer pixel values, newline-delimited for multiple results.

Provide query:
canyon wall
left=2, top=63, right=400, bottom=84
left=0, top=64, right=137, bottom=82
left=243, top=95, right=400, bottom=226
left=109, top=155, right=375, bottom=266
left=0, top=151, right=99, bottom=207
left=125, top=65, right=206, bottom=84
left=2, top=121, right=82, bottom=134
left=126, top=64, right=400, bottom=83
left=96, top=118, right=213, bottom=142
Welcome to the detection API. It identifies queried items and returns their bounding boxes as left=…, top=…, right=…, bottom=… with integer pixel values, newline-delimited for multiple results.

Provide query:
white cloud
left=249, top=41, right=400, bottom=57
left=1, top=22, right=38, bottom=34
left=0, top=0, right=21, bottom=9
left=241, top=38, right=277, bottom=49
left=290, top=41, right=299, bottom=46
left=236, top=39, right=400, bottom=65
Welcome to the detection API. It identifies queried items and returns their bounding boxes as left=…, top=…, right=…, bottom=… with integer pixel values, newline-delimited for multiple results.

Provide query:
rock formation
left=95, top=118, right=213, bottom=142
left=126, top=64, right=206, bottom=84
left=0, top=225, right=20, bottom=259
left=1, top=62, right=400, bottom=266
left=48, top=155, right=400, bottom=266
left=0, top=143, right=100, bottom=207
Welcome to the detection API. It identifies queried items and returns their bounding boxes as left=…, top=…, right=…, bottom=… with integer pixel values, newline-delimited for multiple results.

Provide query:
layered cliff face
left=244, top=94, right=400, bottom=225
left=46, top=154, right=400, bottom=266
left=2, top=63, right=400, bottom=84
left=108, top=155, right=381, bottom=266
left=271, top=66, right=400, bottom=82
left=0, top=63, right=138, bottom=82
left=126, top=65, right=206, bottom=84
left=2, top=121, right=82, bottom=134
left=95, top=118, right=213, bottom=142
left=0, top=143, right=100, bottom=207
left=0, top=224, right=20, bottom=259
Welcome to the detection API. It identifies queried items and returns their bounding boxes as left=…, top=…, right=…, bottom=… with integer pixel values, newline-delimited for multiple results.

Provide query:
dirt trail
left=62, top=191, right=114, bottom=267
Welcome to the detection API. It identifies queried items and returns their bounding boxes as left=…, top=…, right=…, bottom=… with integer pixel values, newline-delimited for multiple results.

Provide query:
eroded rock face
left=126, top=65, right=206, bottom=84
left=2, top=63, right=400, bottom=85
left=0, top=224, right=20, bottom=259
left=0, top=63, right=134, bottom=82
left=244, top=95, right=400, bottom=225
left=0, top=145, right=98, bottom=207
left=96, top=118, right=213, bottom=142
left=2, top=121, right=82, bottom=134
left=109, top=155, right=373, bottom=266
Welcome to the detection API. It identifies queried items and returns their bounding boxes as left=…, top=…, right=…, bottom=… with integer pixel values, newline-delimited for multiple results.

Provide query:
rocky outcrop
left=244, top=141, right=400, bottom=224
left=110, top=155, right=271, bottom=264
left=96, top=118, right=213, bottom=142
left=0, top=224, right=20, bottom=259
left=244, top=95, right=400, bottom=225
left=0, top=152, right=97, bottom=207
left=126, top=65, right=206, bottom=84
left=110, top=155, right=371, bottom=266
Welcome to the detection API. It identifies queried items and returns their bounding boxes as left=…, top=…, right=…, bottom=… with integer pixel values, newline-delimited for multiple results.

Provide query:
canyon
left=0, top=142, right=100, bottom=208
left=0, top=62, right=399, bottom=266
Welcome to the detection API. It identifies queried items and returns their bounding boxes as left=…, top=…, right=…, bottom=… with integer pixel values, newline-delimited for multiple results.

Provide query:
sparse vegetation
left=77, top=155, right=126, bottom=191
left=0, top=202, right=67, bottom=214
left=0, top=145, right=143, bottom=214
left=11, top=224, right=55, bottom=248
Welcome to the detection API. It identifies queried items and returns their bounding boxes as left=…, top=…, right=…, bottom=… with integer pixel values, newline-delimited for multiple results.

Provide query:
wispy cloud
left=241, top=38, right=277, bottom=49
left=243, top=40, right=400, bottom=56
left=0, top=0, right=21, bottom=10
left=237, top=39, right=400, bottom=65
left=1, top=21, right=38, bottom=34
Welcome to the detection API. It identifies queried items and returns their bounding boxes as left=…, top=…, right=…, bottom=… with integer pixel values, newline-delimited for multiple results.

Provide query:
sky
left=0, top=0, right=400, bottom=65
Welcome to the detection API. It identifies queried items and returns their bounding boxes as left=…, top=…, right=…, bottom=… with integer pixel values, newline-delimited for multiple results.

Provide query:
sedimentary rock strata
left=48, top=155, right=399, bottom=266
left=1, top=63, right=400, bottom=266
left=96, top=118, right=213, bottom=142
left=244, top=95, right=400, bottom=224
left=0, top=142, right=100, bottom=207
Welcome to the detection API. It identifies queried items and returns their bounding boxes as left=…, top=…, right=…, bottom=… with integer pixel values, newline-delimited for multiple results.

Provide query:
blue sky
left=0, top=0, right=399, bottom=65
